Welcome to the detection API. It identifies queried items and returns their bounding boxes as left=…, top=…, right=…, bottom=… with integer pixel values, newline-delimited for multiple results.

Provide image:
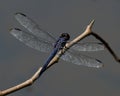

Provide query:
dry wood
left=0, top=20, right=94, bottom=96
left=0, top=20, right=119, bottom=96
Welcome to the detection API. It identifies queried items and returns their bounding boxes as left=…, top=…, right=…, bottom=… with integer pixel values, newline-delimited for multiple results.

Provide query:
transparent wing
left=10, top=28, right=103, bottom=68
left=70, top=42, right=105, bottom=52
left=15, top=12, right=56, bottom=43
left=61, top=51, right=103, bottom=68
left=10, top=28, right=53, bottom=53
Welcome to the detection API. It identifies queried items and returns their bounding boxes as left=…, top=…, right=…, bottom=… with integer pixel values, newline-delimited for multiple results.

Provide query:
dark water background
left=0, top=0, right=120, bottom=96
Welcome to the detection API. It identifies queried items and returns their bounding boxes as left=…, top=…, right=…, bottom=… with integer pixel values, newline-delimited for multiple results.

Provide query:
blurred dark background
left=0, top=0, right=120, bottom=96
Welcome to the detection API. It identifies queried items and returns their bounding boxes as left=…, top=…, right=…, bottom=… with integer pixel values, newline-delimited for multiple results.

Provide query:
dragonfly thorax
left=54, top=33, right=70, bottom=50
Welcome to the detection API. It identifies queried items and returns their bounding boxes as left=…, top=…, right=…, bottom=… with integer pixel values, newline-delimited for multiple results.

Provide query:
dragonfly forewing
left=71, top=42, right=105, bottom=52
left=10, top=28, right=53, bottom=53
left=15, top=12, right=56, bottom=43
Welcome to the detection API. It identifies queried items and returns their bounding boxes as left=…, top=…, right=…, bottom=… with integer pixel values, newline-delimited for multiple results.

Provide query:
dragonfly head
left=60, top=33, right=70, bottom=41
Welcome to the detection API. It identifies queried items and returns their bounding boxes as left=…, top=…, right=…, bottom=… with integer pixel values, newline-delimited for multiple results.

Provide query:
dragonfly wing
left=71, top=42, right=105, bottom=52
left=61, top=51, right=103, bottom=68
left=10, top=28, right=53, bottom=53
left=15, top=12, right=56, bottom=43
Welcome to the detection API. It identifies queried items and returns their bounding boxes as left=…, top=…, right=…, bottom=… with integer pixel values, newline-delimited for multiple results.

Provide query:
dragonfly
left=10, top=13, right=105, bottom=74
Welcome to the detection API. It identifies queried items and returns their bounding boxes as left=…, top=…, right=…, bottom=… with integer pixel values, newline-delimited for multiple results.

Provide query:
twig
left=0, top=20, right=94, bottom=96
left=0, top=19, right=119, bottom=96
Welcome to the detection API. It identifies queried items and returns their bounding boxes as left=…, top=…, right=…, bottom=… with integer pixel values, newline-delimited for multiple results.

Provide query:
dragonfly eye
left=60, top=33, right=70, bottom=40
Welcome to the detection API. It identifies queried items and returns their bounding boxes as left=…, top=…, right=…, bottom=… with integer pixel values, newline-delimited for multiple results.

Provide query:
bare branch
left=0, top=20, right=94, bottom=96
left=0, top=67, right=42, bottom=96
